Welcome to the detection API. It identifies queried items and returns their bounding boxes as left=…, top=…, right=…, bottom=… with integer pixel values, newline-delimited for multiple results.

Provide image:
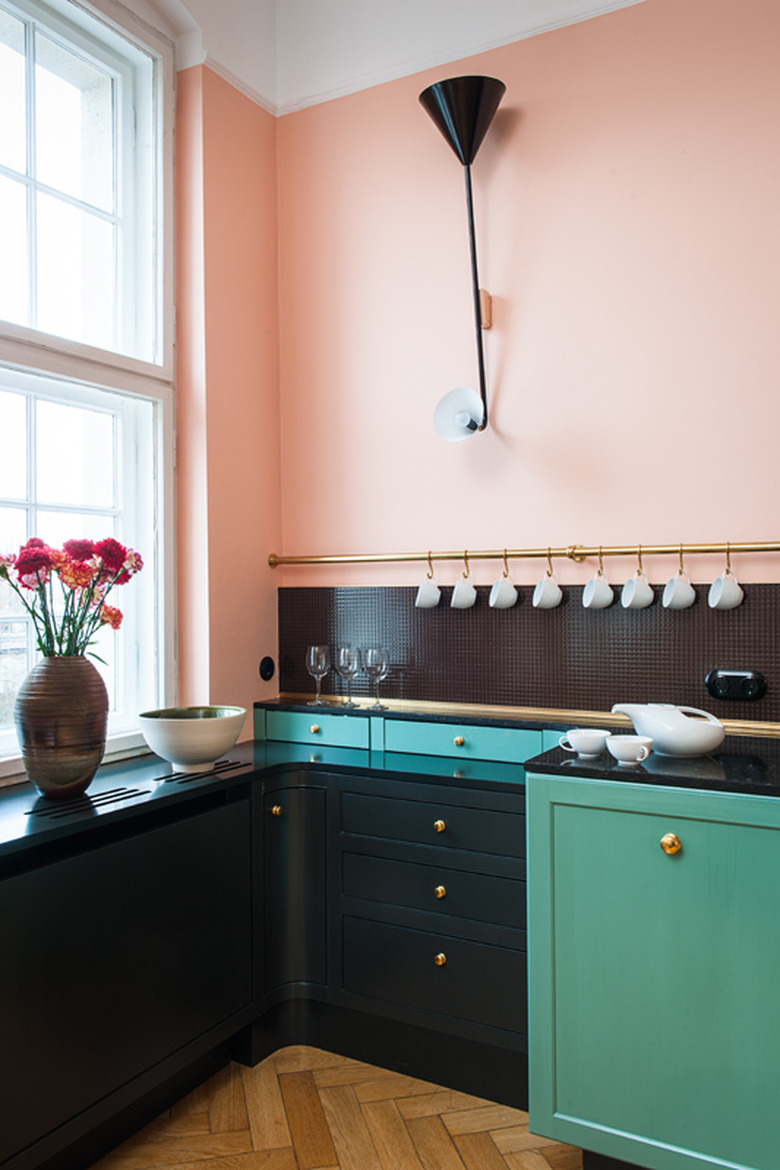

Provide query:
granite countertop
left=525, top=735, right=780, bottom=797
left=4, top=728, right=780, bottom=863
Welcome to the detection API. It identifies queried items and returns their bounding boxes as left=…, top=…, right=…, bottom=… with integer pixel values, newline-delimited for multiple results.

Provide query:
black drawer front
left=341, top=792, right=525, bottom=858
left=343, top=916, right=526, bottom=1034
left=343, top=851, right=525, bottom=930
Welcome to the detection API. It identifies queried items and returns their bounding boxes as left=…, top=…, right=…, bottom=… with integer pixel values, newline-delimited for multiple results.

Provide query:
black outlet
left=259, top=656, right=275, bottom=681
left=705, top=669, right=767, bottom=701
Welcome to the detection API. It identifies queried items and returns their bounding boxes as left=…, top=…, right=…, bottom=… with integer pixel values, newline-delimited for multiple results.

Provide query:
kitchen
left=0, top=0, right=778, bottom=1168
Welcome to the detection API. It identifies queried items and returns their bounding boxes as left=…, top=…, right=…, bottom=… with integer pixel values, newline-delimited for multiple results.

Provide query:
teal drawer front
left=384, top=720, right=541, bottom=764
left=266, top=710, right=369, bottom=749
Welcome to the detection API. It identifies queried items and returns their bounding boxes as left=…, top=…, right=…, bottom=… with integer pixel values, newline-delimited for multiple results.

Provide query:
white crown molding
left=201, top=54, right=277, bottom=115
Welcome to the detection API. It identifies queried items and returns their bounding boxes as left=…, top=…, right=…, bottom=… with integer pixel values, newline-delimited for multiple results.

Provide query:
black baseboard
left=248, top=998, right=528, bottom=1110
left=583, top=1151, right=643, bottom=1170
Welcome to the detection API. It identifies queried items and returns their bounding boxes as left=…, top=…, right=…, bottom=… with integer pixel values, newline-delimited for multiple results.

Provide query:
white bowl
left=139, top=705, right=246, bottom=771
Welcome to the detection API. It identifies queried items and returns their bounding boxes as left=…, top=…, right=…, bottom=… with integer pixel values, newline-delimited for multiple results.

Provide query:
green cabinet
left=527, top=773, right=780, bottom=1170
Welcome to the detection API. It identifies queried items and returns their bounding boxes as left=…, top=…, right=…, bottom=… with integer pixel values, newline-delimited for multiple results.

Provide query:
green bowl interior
left=140, top=706, right=245, bottom=721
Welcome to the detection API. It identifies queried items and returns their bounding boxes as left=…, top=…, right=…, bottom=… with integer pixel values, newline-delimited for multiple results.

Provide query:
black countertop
left=3, top=729, right=780, bottom=863
left=525, top=736, right=780, bottom=797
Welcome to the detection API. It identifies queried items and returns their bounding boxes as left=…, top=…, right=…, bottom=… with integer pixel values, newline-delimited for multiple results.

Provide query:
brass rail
left=268, top=541, right=780, bottom=569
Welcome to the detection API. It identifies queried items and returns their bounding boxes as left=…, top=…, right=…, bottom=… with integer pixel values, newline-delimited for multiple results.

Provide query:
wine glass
left=305, top=645, right=330, bottom=705
left=363, top=646, right=389, bottom=710
left=334, top=646, right=361, bottom=708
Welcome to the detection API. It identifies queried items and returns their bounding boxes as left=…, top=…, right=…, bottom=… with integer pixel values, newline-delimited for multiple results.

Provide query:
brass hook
left=726, top=542, right=732, bottom=574
left=679, top=543, right=685, bottom=574
left=598, top=546, right=605, bottom=576
left=502, top=549, right=510, bottom=578
left=462, top=550, right=470, bottom=579
left=426, top=550, right=435, bottom=580
left=546, top=548, right=554, bottom=577
left=637, top=544, right=644, bottom=574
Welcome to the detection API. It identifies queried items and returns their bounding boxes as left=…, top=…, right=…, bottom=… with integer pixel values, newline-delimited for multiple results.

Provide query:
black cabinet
left=260, top=782, right=327, bottom=995
left=0, top=790, right=253, bottom=1168
left=329, top=773, right=527, bottom=1051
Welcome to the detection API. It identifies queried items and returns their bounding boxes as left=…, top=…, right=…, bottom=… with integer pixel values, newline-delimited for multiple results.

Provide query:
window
left=0, top=0, right=158, bottom=362
left=0, top=0, right=174, bottom=776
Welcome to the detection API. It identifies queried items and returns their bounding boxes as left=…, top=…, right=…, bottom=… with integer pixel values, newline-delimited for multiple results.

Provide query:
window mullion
left=25, top=15, right=36, bottom=332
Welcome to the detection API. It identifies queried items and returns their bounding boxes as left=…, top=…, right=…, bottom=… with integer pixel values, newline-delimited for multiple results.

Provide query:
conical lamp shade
left=419, top=75, right=506, bottom=166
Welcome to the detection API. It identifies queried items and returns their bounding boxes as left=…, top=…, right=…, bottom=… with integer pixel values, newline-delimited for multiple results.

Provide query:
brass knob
left=434, top=819, right=446, bottom=833
left=453, top=736, right=465, bottom=747
left=309, top=724, right=320, bottom=734
left=660, top=832, right=682, bottom=855
left=434, top=953, right=447, bottom=967
left=434, top=885, right=447, bottom=899
left=271, top=804, right=283, bottom=817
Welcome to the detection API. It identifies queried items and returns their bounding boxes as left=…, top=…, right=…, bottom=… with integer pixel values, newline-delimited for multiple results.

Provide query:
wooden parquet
left=89, top=1045, right=582, bottom=1170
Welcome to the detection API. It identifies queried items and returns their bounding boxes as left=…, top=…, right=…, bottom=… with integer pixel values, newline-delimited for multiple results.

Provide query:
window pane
left=36, top=401, right=114, bottom=507
left=0, top=621, right=30, bottom=729
left=0, top=173, right=28, bottom=326
left=0, top=392, right=27, bottom=499
left=36, top=192, right=115, bottom=349
left=0, top=505, right=28, bottom=617
left=35, top=31, right=114, bottom=212
left=0, top=8, right=26, bottom=175
left=36, top=510, right=115, bottom=548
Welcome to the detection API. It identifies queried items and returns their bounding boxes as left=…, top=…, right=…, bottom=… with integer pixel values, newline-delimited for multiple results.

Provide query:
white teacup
left=708, top=569, right=743, bottom=610
left=489, top=574, right=518, bottom=609
left=415, top=576, right=441, bottom=609
left=582, top=571, right=614, bottom=610
left=451, top=575, right=477, bottom=609
left=533, top=573, right=562, bottom=609
left=559, top=728, right=611, bottom=758
left=662, top=570, right=696, bottom=610
left=607, top=735, right=653, bottom=765
left=621, top=571, right=654, bottom=610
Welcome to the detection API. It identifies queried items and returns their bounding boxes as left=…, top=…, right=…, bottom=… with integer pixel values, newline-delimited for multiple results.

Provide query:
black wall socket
left=705, top=669, right=767, bottom=701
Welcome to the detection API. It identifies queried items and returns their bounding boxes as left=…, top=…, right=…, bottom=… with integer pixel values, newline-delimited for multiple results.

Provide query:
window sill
left=0, top=731, right=152, bottom=791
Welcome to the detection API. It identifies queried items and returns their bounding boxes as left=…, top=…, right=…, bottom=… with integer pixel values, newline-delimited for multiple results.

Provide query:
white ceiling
left=142, top=0, right=646, bottom=114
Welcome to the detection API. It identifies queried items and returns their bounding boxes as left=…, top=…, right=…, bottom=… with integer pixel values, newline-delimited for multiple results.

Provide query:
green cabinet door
left=527, top=774, right=780, bottom=1170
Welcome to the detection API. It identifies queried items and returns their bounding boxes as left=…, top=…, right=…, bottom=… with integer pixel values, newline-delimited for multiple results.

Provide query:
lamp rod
left=268, top=541, right=780, bottom=569
left=464, top=163, right=488, bottom=430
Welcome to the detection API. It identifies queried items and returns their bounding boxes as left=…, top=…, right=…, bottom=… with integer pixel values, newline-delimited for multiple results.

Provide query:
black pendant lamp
left=420, top=76, right=505, bottom=440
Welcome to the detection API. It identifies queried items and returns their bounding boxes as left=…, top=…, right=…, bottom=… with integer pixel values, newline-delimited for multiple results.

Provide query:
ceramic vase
left=14, top=656, right=109, bottom=798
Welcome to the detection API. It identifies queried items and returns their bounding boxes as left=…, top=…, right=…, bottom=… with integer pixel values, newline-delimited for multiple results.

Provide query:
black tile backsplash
left=278, top=585, right=780, bottom=722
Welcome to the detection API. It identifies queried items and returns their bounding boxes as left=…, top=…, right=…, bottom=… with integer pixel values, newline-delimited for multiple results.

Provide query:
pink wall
left=176, top=65, right=281, bottom=726
left=275, top=0, right=780, bottom=591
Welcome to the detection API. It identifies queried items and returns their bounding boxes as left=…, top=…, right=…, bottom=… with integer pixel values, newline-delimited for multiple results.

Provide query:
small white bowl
left=607, top=735, right=653, bottom=766
left=139, top=705, right=246, bottom=772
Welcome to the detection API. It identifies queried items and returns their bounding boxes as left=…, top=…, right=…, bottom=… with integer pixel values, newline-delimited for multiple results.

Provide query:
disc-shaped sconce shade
left=419, top=75, right=506, bottom=166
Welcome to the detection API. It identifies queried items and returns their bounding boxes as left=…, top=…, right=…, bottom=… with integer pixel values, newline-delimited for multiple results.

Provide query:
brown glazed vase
left=14, top=656, right=109, bottom=798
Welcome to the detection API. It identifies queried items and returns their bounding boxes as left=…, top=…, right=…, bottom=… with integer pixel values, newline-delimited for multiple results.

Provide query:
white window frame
left=0, top=0, right=176, bottom=782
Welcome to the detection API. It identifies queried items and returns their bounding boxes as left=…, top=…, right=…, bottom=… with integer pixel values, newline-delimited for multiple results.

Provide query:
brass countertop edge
left=273, top=694, right=780, bottom=739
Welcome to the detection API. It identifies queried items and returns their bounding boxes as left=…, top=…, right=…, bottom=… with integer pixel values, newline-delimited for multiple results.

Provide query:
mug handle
left=559, top=736, right=575, bottom=752
left=637, top=745, right=650, bottom=761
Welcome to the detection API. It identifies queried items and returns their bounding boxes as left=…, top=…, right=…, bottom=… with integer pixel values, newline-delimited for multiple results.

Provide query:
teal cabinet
left=264, top=709, right=370, bottom=749
left=383, top=718, right=541, bottom=763
left=527, top=774, right=780, bottom=1170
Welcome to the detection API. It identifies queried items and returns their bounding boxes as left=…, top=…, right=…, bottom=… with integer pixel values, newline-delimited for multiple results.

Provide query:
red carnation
left=15, top=545, right=53, bottom=580
left=63, top=539, right=96, bottom=562
left=95, top=537, right=128, bottom=572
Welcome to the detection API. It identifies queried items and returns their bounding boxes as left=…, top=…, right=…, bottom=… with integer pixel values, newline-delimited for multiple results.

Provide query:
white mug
left=708, top=568, right=743, bottom=610
left=559, top=728, right=611, bottom=758
left=582, top=571, right=614, bottom=610
left=489, top=574, right=518, bottom=609
left=607, top=735, right=653, bottom=765
left=451, top=575, right=477, bottom=609
left=663, top=570, right=696, bottom=610
left=621, top=571, right=654, bottom=610
left=415, top=576, right=441, bottom=609
left=533, top=573, right=562, bottom=609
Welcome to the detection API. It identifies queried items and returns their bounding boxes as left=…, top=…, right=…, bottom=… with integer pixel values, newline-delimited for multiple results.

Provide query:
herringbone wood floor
left=89, top=1046, right=582, bottom=1170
